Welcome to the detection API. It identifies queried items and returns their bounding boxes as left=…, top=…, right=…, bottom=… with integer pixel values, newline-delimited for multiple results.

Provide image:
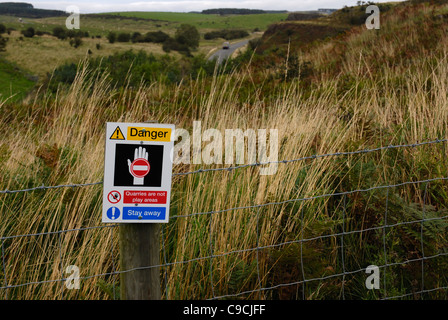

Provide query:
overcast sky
left=4, top=0, right=405, bottom=13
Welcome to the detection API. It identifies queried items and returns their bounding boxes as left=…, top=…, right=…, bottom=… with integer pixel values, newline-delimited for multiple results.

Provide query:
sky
left=4, top=0, right=405, bottom=13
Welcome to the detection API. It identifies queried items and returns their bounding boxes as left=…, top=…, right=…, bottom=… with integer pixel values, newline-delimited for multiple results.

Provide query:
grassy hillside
left=0, top=10, right=269, bottom=83
left=2, top=1, right=448, bottom=300
left=0, top=57, right=35, bottom=102
left=1, top=30, right=171, bottom=78
left=255, top=21, right=349, bottom=54
left=249, top=2, right=401, bottom=57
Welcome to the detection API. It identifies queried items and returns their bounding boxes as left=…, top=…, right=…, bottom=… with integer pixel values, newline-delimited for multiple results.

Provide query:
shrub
left=21, top=27, right=35, bottom=38
left=107, top=32, right=116, bottom=44
left=286, top=12, right=322, bottom=21
left=0, top=35, right=7, bottom=51
left=0, top=23, right=6, bottom=34
left=53, top=27, right=66, bottom=39
left=50, top=50, right=186, bottom=87
left=66, top=30, right=88, bottom=38
left=69, top=37, right=82, bottom=48
left=175, top=24, right=199, bottom=49
left=162, top=37, right=191, bottom=56
left=66, top=30, right=75, bottom=38
left=161, top=38, right=173, bottom=52
left=131, top=32, right=142, bottom=43
left=35, top=30, right=49, bottom=36
left=143, top=31, right=169, bottom=43
left=117, top=32, right=130, bottom=42
left=204, top=29, right=249, bottom=40
left=204, top=30, right=222, bottom=40
left=248, top=38, right=262, bottom=50
left=224, top=29, right=249, bottom=40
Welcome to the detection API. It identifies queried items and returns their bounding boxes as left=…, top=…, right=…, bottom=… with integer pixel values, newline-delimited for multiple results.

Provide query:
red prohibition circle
left=130, top=158, right=150, bottom=178
left=107, top=190, right=121, bottom=204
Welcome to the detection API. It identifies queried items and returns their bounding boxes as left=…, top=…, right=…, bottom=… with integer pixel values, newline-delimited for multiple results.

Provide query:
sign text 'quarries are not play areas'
left=102, top=122, right=175, bottom=223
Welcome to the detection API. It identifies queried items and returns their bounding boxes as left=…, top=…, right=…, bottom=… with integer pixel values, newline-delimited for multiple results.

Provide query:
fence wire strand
left=1, top=138, right=446, bottom=195
left=1, top=138, right=448, bottom=300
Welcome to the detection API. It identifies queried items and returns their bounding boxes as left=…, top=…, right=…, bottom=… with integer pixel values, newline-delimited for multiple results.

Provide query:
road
left=208, top=39, right=250, bottom=64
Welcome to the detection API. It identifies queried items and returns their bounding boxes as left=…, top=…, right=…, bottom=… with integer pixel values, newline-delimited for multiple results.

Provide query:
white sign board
left=102, top=122, right=175, bottom=223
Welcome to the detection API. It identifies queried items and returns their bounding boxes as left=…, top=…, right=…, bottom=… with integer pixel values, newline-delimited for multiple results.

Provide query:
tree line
left=204, top=29, right=249, bottom=40
left=0, top=21, right=251, bottom=55
left=106, top=24, right=200, bottom=56
left=0, top=2, right=66, bottom=18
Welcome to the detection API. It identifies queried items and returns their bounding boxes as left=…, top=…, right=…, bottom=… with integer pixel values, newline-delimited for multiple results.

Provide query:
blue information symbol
left=107, top=207, right=120, bottom=220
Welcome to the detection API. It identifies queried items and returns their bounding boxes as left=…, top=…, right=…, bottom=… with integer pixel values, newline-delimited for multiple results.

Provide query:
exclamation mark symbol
left=110, top=126, right=125, bottom=140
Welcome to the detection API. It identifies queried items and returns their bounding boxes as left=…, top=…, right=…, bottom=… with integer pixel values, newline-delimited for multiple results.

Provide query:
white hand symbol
left=127, top=146, right=149, bottom=185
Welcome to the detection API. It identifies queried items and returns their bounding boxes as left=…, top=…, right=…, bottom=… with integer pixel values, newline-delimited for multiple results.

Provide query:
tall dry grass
left=2, top=3, right=448, bottom=299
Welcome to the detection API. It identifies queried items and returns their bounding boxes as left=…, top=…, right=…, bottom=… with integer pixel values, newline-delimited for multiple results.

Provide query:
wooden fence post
left=119, top=120, right=161, bottom=300
left=119, top=223, right=161, bottom=300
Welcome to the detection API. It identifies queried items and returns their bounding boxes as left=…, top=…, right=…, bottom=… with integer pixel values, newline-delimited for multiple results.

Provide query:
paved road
left=208, top=39, right=250, bottom=64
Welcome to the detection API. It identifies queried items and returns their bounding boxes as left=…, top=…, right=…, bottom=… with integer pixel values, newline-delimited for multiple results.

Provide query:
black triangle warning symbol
left=110, top=126, right=125, bottom=140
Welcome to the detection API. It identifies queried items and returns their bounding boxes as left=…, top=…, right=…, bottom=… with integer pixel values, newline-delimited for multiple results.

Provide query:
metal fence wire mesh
left=1, top=138, right=448, bottom=300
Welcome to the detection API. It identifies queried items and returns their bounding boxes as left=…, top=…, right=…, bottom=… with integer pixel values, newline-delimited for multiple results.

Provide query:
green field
left=0, top=10, right=276, bottom=84
left=0, top=10, right=285, bottom=102
left=0, top=14, right=173, bottom=37
left=0, top=11, right=286, bottom=39
left=0, top=58, right=34, bottom=102
left=106, top=12, right=288, bottom=30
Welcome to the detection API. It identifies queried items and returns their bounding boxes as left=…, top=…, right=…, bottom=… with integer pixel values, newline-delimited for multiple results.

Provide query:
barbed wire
left=1, top=176, right=448, bottom=297
left=0, top=138, right=445, bottom=195
left=170, top=176, right=448, bottom=219
left=0, top=181, right=102, bottom=194
left=2, top=217, right=448, bottom=297
left=0, top=224, right=118, bottom=241
left=211, top=251, right=448, bottom=300
left=1, top=137, right=448, bottom=300
left=1, top=176, right=446, bottom=241
left=171, top=138, right=448, bottom=177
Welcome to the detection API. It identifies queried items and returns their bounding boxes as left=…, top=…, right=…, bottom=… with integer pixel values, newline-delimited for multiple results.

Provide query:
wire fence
left=1, top=138, right=448, bottom=300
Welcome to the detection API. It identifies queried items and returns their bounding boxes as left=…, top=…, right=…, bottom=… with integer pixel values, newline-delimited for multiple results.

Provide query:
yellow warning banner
left=127, top=127, right=172, bottom=142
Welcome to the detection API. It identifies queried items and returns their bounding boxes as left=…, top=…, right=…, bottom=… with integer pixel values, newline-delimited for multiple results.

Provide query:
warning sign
left=127, top=127, right=171, bottom=142
left=113, top=144, right=163, bottom=187
left=102, top=122, right=175, bottom=223
left=123, top=190, right=167, bottom=204
left=107, top=190, right=121, bottom=204
left=110, top=126, right=125, bottom=140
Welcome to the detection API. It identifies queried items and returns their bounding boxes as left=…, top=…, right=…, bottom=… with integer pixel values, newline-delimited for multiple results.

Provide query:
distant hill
left=252, top=2, right=400, bottom=55
left=201, top=8, right=288, bottom=15
left=0, top=2, right=67, bottom=18
left=286, top=12, right=324, bottom=21
left=256, top=22, right=348, bottom=54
